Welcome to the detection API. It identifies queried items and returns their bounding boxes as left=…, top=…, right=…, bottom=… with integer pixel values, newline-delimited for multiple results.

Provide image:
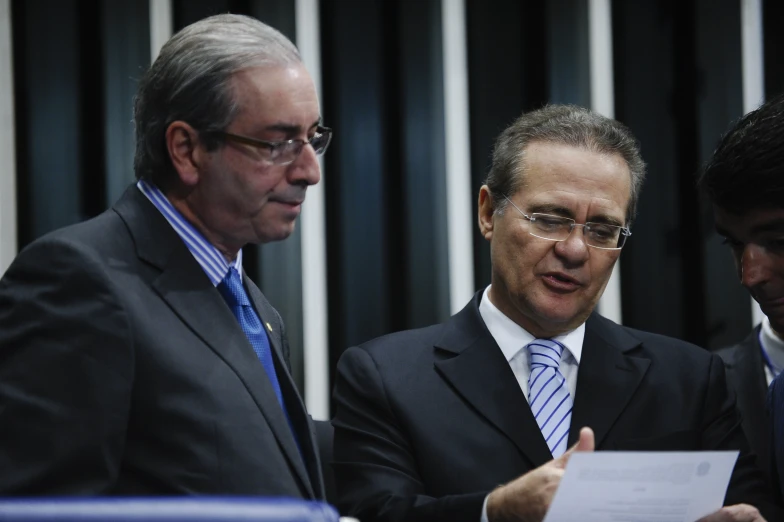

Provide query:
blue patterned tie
left=527, top=339, right=573, bottom=458
left=218, top=268, right=287, bottom=412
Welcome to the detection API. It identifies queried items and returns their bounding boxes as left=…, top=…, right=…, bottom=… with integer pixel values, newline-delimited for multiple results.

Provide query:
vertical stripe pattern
left=527, top=339, right=573, bottom=458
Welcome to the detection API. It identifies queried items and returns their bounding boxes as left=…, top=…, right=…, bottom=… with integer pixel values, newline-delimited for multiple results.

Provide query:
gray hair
left=486, top=104, right=646, bottom=225
left=133, top=13, right=302, bottom=189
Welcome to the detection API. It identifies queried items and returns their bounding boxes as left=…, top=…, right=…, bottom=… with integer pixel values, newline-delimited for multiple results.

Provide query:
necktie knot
left=219, top=267, right=251, bottom=307
left=527, top=339, right=564, bottom=369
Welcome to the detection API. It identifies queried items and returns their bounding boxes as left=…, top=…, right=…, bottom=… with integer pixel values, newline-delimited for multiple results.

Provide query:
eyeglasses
left=212, top=126, right=333, bottom=166
left=503, top=196, right=632, bottom=250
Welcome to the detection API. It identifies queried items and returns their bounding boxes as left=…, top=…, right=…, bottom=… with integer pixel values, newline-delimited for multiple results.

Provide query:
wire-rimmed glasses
left=503, top=195, right=631, bottom=250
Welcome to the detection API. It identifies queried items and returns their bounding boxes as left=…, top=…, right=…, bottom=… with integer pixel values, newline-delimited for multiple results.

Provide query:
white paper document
left=543, top=451, right=739, bottom=522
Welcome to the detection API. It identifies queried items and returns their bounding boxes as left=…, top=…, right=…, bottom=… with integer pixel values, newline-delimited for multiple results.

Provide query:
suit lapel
left=433, top=295, right=553, bottom=468
left=727, top=327, right=768, bottom=462
left=114, top=186, right=315, bottom=497
left=569, top=314, right=650, bottom=448
left=245, top=277, right=321, bottom=499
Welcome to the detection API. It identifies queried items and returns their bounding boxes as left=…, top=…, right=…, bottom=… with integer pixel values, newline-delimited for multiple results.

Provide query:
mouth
left=541, top=272, right=582, bottom=292
left=271, top=198, right=305, bottom=210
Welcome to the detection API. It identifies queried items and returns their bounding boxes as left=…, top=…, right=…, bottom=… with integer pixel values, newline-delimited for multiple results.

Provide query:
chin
left=258, top=223, right=297, bottom=243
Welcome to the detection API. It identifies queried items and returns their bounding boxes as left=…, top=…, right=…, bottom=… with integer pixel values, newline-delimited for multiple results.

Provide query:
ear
left=165, top=121, right=205, bottom=187
left=478, top=185, right=495, bottom=242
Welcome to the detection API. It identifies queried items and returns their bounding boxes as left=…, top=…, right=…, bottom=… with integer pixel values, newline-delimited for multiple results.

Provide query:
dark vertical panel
left=615, top=0, right=731, bottom=347
left=399, top=0, right=450, bottom=327
left=102, top=0, right=150, bottom=205
left=12, top=0, right=30, bottom=247
left=174, top=0, right=249, bottom=30
left=248, top=0, right=296, bottom=42
left=15, top=0, right=85, bottom=246
left=695, top=0, right=751, bottom=347
left=322, top=0, right=390, bottom=379
left=79, top=0, right=106, bottom=218
left=614, top=0, right=687, bottom=341
left=764, top=0, right=784, bottom=98
left=547, top=0, right=591, bottom=106
left=466, top=0, right=548, bottom=290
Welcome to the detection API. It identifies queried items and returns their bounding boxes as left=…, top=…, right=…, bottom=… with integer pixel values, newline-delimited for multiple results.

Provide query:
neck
left=165, top=187, right=240, bottom=263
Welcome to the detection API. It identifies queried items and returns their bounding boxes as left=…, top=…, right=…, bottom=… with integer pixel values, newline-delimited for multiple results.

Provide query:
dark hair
left=133, top=14, right=301, bottom=190
left=485, top=104, right=646, bottom=225
left=699, top=92, right=784, bottom=214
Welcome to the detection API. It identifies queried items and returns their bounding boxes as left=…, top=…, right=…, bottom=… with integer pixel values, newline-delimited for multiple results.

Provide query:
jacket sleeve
left=0, top=238, right=133, bottom=494
left=332, top=346, right=487, bottom=522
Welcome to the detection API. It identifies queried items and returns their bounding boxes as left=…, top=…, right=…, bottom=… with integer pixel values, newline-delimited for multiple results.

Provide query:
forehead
left=229, top=64, right=320, bottom=128
left=514, top=141, right=631, bottom=219
left=714, top=205, right=784, bottom=237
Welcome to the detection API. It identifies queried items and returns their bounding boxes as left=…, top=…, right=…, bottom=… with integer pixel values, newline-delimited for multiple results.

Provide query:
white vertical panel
left=589, top=0, right=623, bottom=324
left=0, top=0, right=17, bottom=275
left=296, top=0, right=329, bottom=420
left=442, top=0, right=475, bottom=314
left=149, top=0, right=172, bottom=62
left=741, top=0, right=766, bottom=327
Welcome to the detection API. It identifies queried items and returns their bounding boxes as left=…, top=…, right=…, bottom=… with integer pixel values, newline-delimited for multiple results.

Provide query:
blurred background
left=0, top=0, right=781, bottom=419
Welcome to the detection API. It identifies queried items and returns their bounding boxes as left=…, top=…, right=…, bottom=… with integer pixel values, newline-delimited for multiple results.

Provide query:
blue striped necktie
left=527, top=339, right=573, bottom=458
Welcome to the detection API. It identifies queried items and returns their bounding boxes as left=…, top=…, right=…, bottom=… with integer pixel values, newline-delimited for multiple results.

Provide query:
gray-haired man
left=0, top=14, right=330, bottom=497
left=332, top=105, right=779, bottom=522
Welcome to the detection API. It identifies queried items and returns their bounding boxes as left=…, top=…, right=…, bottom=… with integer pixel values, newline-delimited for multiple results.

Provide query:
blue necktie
left=218, top=267, right=287, bottom=413
left=527, top=339, right=573, bottom=458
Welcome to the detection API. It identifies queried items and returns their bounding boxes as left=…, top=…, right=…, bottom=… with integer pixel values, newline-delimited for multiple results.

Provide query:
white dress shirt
left=760, top=316, right=784, bottom=385
left=478, top=285, right=585, bottom=522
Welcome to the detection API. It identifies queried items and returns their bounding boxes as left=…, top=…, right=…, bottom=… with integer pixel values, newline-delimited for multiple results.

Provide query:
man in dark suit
left=333, top=105, right=779, bottom=522
left=0, top=14, right=331, bottom=497
left=699, top=92, right=784, bottom=510
left=716, top=327, right=775, bottom=485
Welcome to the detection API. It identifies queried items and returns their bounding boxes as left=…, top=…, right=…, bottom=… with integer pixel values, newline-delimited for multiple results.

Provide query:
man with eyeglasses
left=0, top=14, right=330, bottom=497
left=332, top=105, right=779, bottom=522
left=699, top=93, right=784, bottom=506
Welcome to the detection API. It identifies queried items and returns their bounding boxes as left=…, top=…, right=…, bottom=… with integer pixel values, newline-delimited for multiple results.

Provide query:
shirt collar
left=478, top=285, right=584, bottom=364
left=136, top=180, right=242, bottom=286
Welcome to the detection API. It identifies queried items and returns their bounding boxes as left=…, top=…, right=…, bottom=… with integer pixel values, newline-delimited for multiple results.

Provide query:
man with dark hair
left=699, top=92, right=784, bottom=504
left=333, top=105, right=779, bottom=522
left=0, top=14, right=331, bottom=496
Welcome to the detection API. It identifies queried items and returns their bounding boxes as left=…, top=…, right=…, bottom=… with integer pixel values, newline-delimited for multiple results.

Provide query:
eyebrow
left=261, top=118, right=322, bottom=136
left=527, top=203, right=625, bottom=227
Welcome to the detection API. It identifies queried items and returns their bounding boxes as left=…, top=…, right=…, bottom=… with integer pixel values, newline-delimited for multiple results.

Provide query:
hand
left=486, top=427, right=595, bottom=522
left=696, top=504, right=765, bottom=522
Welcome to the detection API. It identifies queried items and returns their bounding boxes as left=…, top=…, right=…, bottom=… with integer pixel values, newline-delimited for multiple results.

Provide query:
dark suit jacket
left=716, top=327, right=772, bottom=485
left=332, top=292, right=782, bottom=522
left=0, top=186, right=324, bottom=498
left=770, top=372, right=784, bottom=504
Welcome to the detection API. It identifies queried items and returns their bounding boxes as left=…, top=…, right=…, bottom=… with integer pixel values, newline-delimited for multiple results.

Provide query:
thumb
left=553, top=427, right=595, bottom=468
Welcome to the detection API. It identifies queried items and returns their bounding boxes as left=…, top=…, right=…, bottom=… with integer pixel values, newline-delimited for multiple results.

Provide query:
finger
left=574, top=427, right=595, bottom=452
left=696, top=504, right=764, bottom=522
left=553, top=427, right=595, bottom=468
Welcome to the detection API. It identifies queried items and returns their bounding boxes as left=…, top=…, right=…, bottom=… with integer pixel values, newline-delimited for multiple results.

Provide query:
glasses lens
left=584, top=223, right=621, bottom=248
left=311, top=128, right=333, bottom=155
left=585, top=223, right=629, bottom=249
left=530, top=214, right=573, bottom=241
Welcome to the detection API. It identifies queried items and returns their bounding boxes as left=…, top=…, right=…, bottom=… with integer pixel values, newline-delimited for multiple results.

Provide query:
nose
left=739, top=243, right=774, bottom=289
left=288, top=142, right=321, bottom=186
left=554, top=226, right=590, bottom=264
